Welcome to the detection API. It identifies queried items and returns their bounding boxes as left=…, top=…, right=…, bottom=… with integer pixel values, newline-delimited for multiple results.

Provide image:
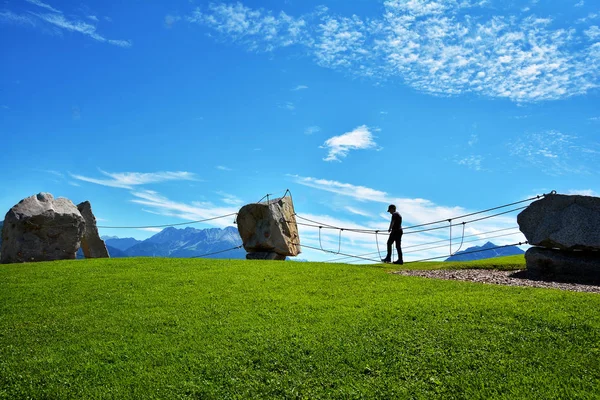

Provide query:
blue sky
left=1, top=0, right=599, bottom=261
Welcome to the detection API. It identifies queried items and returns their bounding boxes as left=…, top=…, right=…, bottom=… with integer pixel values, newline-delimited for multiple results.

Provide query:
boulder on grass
left=237, top=197, right=301, bottom=257
left=525, top=247, right=600, bottom=283
left=1, top=193, right=85, bottom=264
left=77, top=201, right=109, bottom=259
left=517, top=194, right=600, bottom=251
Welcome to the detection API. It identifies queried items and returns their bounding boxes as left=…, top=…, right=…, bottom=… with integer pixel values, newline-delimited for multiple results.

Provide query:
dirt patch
left=393, top=269, right=600, bottom=294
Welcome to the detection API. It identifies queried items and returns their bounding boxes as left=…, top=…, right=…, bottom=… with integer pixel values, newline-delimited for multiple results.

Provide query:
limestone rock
left=77, top=201, right=109, bottom=259
left=237, top=197, right=301, bottom=257
left=1, top=193, right=85, bottom=264
left=517, top=194, right=600, bottom=251
left=246, top=251, right=286, bottom=261
left=525, top=247, right=600, bottom=283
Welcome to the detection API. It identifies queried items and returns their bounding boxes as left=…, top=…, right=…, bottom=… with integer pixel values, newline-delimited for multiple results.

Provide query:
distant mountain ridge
left=122, top=226, right=244, bottom=258
left=101, top=236, right=142, bottom=252
left=445, top=241, right=524, bottom=262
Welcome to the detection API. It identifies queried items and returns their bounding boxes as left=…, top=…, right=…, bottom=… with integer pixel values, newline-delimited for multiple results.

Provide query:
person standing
left=382, top=204, right=403, bottom=264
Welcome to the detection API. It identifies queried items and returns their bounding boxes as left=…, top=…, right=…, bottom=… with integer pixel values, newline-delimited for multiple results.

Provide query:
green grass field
left=1, top=256, right=599, bottom=399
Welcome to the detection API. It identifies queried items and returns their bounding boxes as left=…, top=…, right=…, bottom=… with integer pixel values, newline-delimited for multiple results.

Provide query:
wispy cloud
left=321, top=125, right=378, bottom=162
left=585, top=26, right=600, bottom=40
left=165, top=15, right=181, bottom=28
left=292, top=85, right=308, bottom=91
left=216, top=165, right=232, bottom=171
left=138, top=227, right=162, bottom=233
left=279, top=101, right=295, bottom=111
left=456, top=155, right=484, bottom=171
left=130, top=190, right=238, bottom=228
left=70, top=170, right=198, bottom=189
left=304, top=126, right=321, bottom=135
left=187, top=2, right=307, bottom=51
left=344, top=206, right=371, bottom=217
left=31, top=13, right=132, bottom=47
left=217, top=191, right=244, bottom=206
left=25, top=0, right=62, bottom=14
left=468, top=134, right=479, bottom=147
left=1, top=1, right=131, bottom=47
left=186, top=1, right=600, bottom=102
left=0, top=10, right=36, bottom=26
left=510, top=130, right=598, bottom=175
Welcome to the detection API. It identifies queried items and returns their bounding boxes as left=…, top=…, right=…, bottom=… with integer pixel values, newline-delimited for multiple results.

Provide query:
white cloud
left=575, top=1, right=585, bottom=7
left=165, top=15, right=181, bottom=28
left=70, top=170, right=198, bottom=189
left=217, top=191, right=244, bottom=206
left=292, top=85, right=308, bottom=91
left=585, top=26, right=600, bottom=40
left=31, top=13, right=132, bottom=47
left=25, top=0, right=62, bottom=14
left=456, top=155, right=483, bottom=171
left=304, top=126, right=321, bottom=135
left=187, top=2, right=307, bottom=51
left=279, top=101, right=295, bottom=111
left=321, top=125, right=378, bottom=161
left=130, top=190, right=238, bottom=228
left=138, top=227, right=163, bottom=233
left=0, top=10, right=36, bottom=26
left=33, top=13, right=131, bottom=47
left=344, top=206, right=371, bottom=217
left=290, top=174, right=389, bottom=203
left=510, top=130, right=598, bottom=175
left=216, top=165, right=232, bottom=171
left=188, top=1, right=600, bottom=102
left=468, top=134, right=478, bottom=146
left=0, top=1, right=131, bottom=47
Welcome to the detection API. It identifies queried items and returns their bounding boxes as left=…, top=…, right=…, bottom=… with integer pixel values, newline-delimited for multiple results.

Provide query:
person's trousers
left=386, top=230, right=403, bottom=261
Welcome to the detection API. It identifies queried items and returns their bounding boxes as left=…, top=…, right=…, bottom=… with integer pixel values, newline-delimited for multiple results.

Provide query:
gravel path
left=393, top=269, right=600, bottom=294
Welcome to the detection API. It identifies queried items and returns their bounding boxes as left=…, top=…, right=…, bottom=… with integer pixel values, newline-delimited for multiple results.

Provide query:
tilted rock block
left=1, top=193, right=85, bottom=264
left=525, top=247, right=600, bottom=282
left=77, top=201, right=109, bottom=259
left=237, top=197, right=301, bottom=257
left=517, top=194, right=600, bottom=251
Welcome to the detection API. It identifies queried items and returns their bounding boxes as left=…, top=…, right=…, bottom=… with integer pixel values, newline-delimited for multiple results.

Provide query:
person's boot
left=381, top=257, right=391, bottom=263
left=393, top=259, right=404, bottom=265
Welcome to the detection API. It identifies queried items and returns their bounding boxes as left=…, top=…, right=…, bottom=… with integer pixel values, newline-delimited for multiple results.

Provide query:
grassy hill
left=1, top=256, right=599, bottom=399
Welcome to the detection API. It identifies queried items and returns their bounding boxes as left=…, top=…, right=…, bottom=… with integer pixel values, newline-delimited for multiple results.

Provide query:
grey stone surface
left=517, top=194, right=600, bottom=251
left=237, top=197, right=301, bottom=257
left=525, top=247, right=600, bottom=282
left=1, top=193, right=85, bottom=264
left=246, top=251, right=286, bottom=260
left=77, top=201, right=109, bottom=259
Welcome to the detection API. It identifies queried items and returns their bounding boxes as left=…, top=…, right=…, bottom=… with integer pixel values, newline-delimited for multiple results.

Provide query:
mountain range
left=102, top=226, right=246, bottom=259
left=445, top=241, right=524, bottom=262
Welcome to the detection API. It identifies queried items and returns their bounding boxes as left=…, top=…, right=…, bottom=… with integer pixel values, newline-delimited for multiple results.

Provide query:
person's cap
left=387, top=204, right=396, bottom=211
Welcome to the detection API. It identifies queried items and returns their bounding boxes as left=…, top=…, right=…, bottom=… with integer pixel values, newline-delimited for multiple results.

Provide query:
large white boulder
left=237, top=196, right=301, bottom=257
left=1, top=193, right=85, bottom=263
